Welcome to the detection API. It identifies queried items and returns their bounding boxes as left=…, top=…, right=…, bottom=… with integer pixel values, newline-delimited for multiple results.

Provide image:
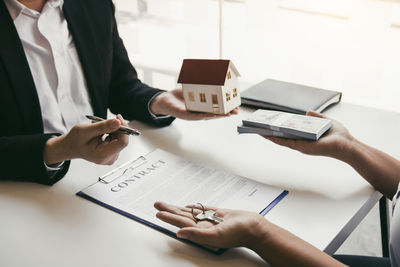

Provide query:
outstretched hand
left=154, top=201, right=266, bottom=249
left=265, top=111, right=354, bottom=159
left=149, top=89, right=239, bottom=120
left=155, top=201, right=346, bottom=267
left=44, top=114, right=129, bottom=166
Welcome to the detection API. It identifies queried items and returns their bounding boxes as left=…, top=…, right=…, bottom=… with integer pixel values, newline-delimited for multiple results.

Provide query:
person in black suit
left=0, top=0, right=237, bottom=185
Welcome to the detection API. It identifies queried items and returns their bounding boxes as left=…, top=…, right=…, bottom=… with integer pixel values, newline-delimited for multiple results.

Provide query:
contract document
left=77, top=149, right=287, bottom=253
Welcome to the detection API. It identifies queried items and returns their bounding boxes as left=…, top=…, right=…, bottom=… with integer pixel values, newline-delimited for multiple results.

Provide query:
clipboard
left=77, top=149, right=289, bottom=254
left=97, top=155, right=147, bottom=184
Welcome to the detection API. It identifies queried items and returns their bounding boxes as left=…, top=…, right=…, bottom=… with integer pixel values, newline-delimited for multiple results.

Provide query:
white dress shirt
left=5, top=0, right=168, bottom=172
left=5, top=0, right=93, bottom=134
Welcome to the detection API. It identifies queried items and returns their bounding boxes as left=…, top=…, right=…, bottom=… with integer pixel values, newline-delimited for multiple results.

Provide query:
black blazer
left=0, top=0, right=174, bottom=185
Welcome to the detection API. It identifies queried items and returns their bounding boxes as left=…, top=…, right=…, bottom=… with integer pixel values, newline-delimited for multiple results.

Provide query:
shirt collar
left=4, top=0, right=64, bottom=20
left=4, top=0, right=25, bottom=20
left=49, top=0, right=64, bottom=9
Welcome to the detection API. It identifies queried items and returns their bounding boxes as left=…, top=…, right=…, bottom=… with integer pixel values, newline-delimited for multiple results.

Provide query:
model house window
left=212, top=94, right=218, bottom=105
left=200, top=93, right=206, bottom=102
left=226, top=92, right=231, bottom=101
left=188, top=92, right=195, bottom=102
left=233, top=88, right=238, bottom=98
left=227, top=71, right=231, bottom=79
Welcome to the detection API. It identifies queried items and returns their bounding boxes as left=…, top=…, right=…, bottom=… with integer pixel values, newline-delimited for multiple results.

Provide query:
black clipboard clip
left=98, top=156, right=147, bottom=184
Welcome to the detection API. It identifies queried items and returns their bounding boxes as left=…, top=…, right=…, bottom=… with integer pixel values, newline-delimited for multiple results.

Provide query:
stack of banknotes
left=237, top=109, right=332, bottom=140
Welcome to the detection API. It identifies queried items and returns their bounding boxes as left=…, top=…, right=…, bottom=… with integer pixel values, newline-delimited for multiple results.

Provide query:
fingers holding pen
left=116, top=114, right=129, bottom=127
left=107, top=114, right=130, bottom=145
left=94, top=115, right=129, bottom=163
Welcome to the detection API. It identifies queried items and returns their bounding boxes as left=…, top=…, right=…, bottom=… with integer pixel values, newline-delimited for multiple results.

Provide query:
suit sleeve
left=107, top=2, right=175, bottom=126
left=0, top=134, right=70, bottom=185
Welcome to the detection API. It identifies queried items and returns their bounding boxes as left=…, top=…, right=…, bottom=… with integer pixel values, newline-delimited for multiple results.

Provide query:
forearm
left=340, top=139, right=400, bottom=199
left=0, top=134, right=69, bottom=185
left=248, top=221, right=345, bottom=267
left=43, top=135, right=71, bottom=165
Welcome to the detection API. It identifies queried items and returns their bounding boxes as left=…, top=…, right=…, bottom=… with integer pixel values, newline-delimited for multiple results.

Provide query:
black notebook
left=241, top=79, right=342, bottom=114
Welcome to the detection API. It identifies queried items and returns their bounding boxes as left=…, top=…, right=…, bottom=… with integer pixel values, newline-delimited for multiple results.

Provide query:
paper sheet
left=79, top=149, right=286, bottom=233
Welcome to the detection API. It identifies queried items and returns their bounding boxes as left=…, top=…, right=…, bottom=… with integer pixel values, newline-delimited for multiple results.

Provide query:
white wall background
left=114, top=0, right=400, bottom=113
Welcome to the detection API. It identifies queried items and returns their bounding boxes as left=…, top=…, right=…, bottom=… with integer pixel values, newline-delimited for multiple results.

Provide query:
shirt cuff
left=44, top=160, right=65, bottom=172
left=147, top=91, right=172, bottom=120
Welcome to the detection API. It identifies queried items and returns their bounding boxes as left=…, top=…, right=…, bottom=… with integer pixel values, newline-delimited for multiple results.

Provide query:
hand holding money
left=263, top=111, right=355, bottom=161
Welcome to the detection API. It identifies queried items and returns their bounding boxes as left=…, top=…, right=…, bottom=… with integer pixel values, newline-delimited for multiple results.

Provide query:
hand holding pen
left=44, top=114, right=132, bottom=166
left=86, top=115, right=141, bottom=136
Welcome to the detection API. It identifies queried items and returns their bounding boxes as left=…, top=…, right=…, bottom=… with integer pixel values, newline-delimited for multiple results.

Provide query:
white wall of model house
left=182, top=67, right=240, bottom=114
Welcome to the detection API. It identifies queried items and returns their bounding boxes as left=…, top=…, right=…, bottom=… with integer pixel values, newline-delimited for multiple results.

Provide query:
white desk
left=1, top=102, right=399, bottom=267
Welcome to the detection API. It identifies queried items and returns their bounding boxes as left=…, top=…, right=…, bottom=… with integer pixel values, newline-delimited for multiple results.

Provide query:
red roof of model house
left=177, top=59, right=240, bottom=86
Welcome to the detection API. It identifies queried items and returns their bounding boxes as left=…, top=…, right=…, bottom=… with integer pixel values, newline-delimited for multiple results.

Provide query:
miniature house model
left=178, top=59, right=241, bottom=114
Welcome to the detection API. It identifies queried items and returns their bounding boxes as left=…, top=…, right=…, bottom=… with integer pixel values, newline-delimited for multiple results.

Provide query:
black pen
left=86, top=115, right=141, bottom=136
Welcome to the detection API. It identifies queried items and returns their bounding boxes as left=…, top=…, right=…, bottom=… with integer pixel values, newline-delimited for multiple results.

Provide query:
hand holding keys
left=192, top=203, right=223, bottom=224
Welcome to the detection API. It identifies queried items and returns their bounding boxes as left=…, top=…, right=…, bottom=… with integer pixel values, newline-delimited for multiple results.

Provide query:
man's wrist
left=339, top=138, right=367, bottom=167
left=149, top=92, right=168, bottom=116
left=332, top=136, right=360, bottom=163
left=43, top=135, right=70, bottom=165
left=245, top=217, right=273, bottom=250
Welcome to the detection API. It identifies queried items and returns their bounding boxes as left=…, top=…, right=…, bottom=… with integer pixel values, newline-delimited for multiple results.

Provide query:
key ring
left=191, top=202, right=205, bottom=222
